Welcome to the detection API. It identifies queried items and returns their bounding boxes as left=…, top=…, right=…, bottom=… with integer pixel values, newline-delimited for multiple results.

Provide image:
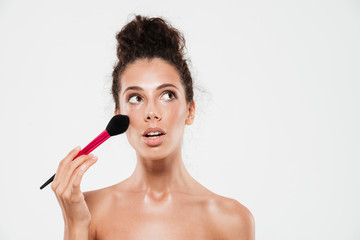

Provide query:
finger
left=53, top=146, right=81, bottom=188
left=56, top=154, right=94, bottom=195
left=62, top=146, right=82, bottom=165
left=63, top=156, right=98, bottom=201
left=60, top=154, right=94, bottom=189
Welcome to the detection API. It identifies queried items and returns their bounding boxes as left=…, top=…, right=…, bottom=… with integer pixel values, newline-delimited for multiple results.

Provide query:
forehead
left=120, top=58, right=183, bottom=93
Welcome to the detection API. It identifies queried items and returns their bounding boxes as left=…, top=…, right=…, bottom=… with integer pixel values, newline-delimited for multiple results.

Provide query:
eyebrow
left=122, top=83, right=179, bottom=96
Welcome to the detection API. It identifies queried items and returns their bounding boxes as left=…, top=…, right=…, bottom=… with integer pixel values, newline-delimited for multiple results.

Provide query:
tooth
left=147, top=131, right=161, bottom=136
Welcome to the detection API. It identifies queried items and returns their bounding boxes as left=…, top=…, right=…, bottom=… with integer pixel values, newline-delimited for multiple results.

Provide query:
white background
left=0, top=0, right=359, bottom=239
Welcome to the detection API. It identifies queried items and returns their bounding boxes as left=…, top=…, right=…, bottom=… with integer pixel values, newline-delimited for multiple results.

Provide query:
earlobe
left=185, top=101, right=195, bottom=125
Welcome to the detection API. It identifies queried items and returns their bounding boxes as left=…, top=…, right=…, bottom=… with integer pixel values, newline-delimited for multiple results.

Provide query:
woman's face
left=115, top=58, right=195, bottom=161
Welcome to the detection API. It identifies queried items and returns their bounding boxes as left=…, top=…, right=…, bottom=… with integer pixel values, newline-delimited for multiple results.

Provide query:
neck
left=126, top=147, right=196, bottom=201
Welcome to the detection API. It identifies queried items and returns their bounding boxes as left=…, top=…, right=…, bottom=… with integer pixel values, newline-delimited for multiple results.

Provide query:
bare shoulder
left=205, top=193, right=255, bottom=240
left=84, top=186, right=112, bottom=211
left=83, top=185, right=118, bottom=239
left=83, top=183, right=123, bottom=217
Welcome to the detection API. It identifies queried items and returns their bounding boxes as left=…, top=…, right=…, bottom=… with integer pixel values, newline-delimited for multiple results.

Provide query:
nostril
left=146, top=112, right=161, bottom=120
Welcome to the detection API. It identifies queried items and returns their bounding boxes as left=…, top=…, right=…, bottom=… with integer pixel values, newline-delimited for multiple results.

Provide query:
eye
left=128, top=94, right=143, bottom=104
left=161, top=91, right=176, bottom=101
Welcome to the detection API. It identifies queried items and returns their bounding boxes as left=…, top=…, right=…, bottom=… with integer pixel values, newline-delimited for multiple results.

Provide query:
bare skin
left=52, top=58, right=254, bottom=240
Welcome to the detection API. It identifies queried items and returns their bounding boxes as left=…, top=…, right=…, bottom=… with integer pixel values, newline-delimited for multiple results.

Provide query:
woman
left=51, top=15, right=255, bottom=240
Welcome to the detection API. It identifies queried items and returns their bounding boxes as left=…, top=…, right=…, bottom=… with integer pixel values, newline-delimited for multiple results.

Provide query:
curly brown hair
left=112, top=15, right=194, bottom=110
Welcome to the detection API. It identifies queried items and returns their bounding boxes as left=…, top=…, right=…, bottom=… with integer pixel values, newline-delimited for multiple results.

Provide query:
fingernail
left=75, top=146, right=81, bottom=151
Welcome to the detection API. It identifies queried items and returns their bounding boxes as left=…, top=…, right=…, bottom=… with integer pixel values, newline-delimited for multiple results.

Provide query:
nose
left=144, top=101, right=162, bottom=122
left=145, top=111, right=162, bottom=121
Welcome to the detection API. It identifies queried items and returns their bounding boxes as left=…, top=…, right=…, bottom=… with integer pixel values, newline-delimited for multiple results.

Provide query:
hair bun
left=116, top=15, right=185, bottom=63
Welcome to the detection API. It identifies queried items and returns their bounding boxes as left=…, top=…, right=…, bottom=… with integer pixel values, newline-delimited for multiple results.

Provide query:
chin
left=136, top=149, right=170, bottom=162
left=130, top=135, right=181, bottom=161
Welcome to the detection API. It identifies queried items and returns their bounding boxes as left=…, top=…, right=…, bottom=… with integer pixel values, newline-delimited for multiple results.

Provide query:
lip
left=142, top=127, right=166, bottom=147
left=142, top=134, right=166, bottom=147
left=142, top=127, right=166, bottom=136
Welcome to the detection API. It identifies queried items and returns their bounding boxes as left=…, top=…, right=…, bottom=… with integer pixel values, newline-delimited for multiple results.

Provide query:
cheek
left=120, top=103, right=143, bottom=121
left=119, top=104, right=142, bottom=141
left=163, top=102, right=187, bottom=124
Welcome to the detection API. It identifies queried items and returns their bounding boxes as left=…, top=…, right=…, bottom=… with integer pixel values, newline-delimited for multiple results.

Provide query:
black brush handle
left=40, top=174, right=55, bottom=190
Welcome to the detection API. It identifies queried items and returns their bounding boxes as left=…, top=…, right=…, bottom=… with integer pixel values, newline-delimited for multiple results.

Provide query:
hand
left=51, top=146, right=98, bottom=228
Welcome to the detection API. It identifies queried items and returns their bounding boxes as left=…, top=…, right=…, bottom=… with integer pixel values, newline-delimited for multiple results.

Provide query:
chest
left=94, top=201, right=221, bottom=240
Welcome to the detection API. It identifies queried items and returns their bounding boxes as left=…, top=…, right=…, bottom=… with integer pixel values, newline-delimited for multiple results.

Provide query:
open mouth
left=145, top=132, right=165, bottom=139
left=142, top=128, right=166, bottom=146
left=142, top=133, right=166, bottom=146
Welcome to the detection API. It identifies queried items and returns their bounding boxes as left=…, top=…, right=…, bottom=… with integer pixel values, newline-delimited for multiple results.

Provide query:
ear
left=185, top=101, right=195, bottom=125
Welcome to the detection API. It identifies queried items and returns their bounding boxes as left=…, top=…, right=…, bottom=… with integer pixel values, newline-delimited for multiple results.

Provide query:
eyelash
left=127, top=91, right=177, bottom=103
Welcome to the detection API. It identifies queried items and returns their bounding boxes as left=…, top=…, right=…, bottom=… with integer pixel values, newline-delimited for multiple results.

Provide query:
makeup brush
left=40, top=114, right=129, bottom=190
